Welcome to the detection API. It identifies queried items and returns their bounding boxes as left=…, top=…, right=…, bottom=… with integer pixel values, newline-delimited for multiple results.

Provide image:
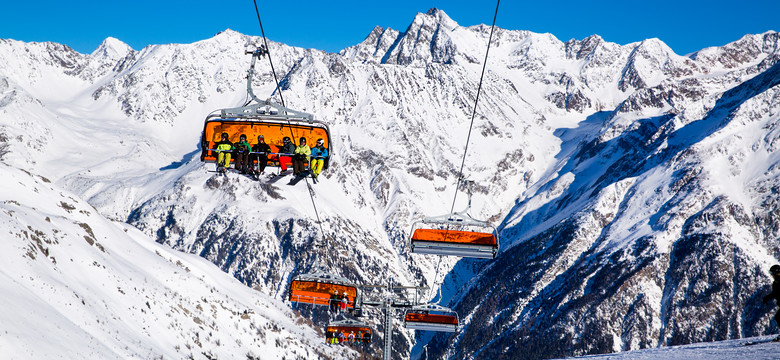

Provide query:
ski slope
left=563, top=336, right=780, bottom=360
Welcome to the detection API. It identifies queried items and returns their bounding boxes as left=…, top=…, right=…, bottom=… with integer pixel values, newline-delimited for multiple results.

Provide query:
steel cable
left=252, top=0, right=327, bottom=247
left=450, top=0, right=501, bottom=214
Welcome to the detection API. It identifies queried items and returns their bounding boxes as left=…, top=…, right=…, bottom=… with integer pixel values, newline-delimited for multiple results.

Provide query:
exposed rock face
left=2, top=8, right=780, bottom=360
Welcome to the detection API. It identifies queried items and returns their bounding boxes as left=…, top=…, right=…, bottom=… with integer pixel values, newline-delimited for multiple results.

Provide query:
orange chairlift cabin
left=199, top=45, right=331, bottom=171
left=326, top=319, right=372, bottom=344
left=409, top=181, right=499, bottom=259
left=404, top=303, right=458, bottom=332
left=288, top=272, right=359, bottom=309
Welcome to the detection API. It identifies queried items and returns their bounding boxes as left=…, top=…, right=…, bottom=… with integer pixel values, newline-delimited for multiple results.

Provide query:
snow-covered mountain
left=2, top=7, right=780, bottom=360
left=0, top=164, right=352, bottom=359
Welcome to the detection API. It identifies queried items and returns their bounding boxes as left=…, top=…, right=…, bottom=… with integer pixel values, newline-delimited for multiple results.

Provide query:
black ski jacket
left=252, top=142, right=272, bottom=154
left=764, top=280, right=780, bottom=304
left=279, top=142, right=296, bottom=154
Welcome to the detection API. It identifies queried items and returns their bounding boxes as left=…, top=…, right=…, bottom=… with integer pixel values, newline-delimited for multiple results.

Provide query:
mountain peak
left=415, top=8, right=458, bottom=30
left=211, top=28, right=247, bottom=43
left=92, top=37, right=133, bottom=59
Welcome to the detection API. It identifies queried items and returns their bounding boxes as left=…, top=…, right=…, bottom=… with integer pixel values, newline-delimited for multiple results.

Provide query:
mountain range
left=1, top=7, right=779, bottom=360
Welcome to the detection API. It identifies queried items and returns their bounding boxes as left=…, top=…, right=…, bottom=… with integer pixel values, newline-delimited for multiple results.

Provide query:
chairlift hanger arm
left=220, top=46, right=315, bottom=122
left=418, top=179, right=494, bottom=227
left=418, top=211, right=495, bottom=229
left=245, top=45, right=267, bottom=105
left=358, top=284, right=428, bottom=290
left=355, top=300, right=434, bottom=309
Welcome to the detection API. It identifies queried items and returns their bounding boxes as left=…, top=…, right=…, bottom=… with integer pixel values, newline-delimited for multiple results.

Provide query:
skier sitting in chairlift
left=329, top=290, right=340, bottom=313
left=339, top=294, right=348, bottom=312
left=277, top=137, right=296, bottom=173
left=234, top=134, right=252, bottom=174
left=214, top=132, right=234, bottom=173
left=310, top=138, right=328, bottom=179
left=293, top=137, right=311, bottom=177
left=251, top=135, right=272, bottom=175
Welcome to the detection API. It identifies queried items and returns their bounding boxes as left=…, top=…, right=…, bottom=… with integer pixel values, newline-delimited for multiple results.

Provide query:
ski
left=264, top=170, right=291, bottom=184
left=287, top=174, right=306, bottom=186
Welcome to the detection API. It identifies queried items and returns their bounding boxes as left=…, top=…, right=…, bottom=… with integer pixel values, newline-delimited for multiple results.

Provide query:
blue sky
left=3, top=0, right=778, bottom=55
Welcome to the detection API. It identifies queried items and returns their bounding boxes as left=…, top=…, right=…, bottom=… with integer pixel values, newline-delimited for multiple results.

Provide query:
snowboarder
left=234, top=134, right=252, bottom=174
left=214, top=132, right=234, bottom=173
left=292, top=137, right=311, bottom=177
left=250, top=135, right=272, bottom=175
left=309, top=138, right=328, bottom=179
left=277, top=136, right=296, bottom=173
left=763, top=264, right=780, bottom=341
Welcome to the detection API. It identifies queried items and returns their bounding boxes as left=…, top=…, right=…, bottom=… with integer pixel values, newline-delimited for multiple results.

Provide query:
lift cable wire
left=450, top=0, right=500, bottom=214
left=251, top=0, right=285, bottom=108
left=252, top=0, right=327, bottom=247
left=428, top=255, right=444, bottom=303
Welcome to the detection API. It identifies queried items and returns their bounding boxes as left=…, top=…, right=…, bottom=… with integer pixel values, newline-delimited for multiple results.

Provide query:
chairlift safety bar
left=411, top=241, right=497, bottom=259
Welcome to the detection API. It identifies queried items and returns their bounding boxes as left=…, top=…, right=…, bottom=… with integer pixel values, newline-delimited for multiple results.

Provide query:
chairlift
left=409, top=181, right=498, bottom=259
left=404, top=304, right=458, bottom=332
left=326, top=318, right=372, bottom=344
left=199, top=46, right=331, bottom=169
left=288, top=272, right=358, bottom=309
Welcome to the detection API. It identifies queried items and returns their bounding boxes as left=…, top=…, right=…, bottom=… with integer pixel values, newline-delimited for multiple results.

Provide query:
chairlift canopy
left=326, top=319, right=372, bottom=343
left=410, top=212, right=498, bottom=259
left=288, top=273, right=358, bottom=308
left=404, top=304, right=458, bottom=332
left=199, top=101, right=331, bottom=168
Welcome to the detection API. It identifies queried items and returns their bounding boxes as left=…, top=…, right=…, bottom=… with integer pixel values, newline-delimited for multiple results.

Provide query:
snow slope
left=0, top=164, right=353, bottom=358
left=561, top=336, right=780, bottom=360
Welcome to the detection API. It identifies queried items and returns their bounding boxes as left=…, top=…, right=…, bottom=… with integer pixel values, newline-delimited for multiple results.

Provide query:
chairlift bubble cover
left=411, top=228, right=496, bottom=245
left=200, top=118, right=330, bottom=167
left=409, top=205, right=500, bottom=259
left=326, top=319, right=372, bottom=342
left=404, top=305, right=458, bottom=332
left=410, top=225, right=498, bottom=259
left=288, top=278, right=357, bottom=307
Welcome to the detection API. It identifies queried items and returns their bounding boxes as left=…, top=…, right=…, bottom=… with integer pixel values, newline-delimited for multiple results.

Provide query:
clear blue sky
left=3, top=0, right=778, bottom=56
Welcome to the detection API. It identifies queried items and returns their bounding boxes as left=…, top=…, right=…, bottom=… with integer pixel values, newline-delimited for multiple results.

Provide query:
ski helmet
left=221, top=132, right=229, bottom=139
left=240, top=134, right=247, bottom=141
left=300, top=137, right=306, bottom=143
left=283, top=136, right=291, bottom=143
left=771, top=265, right=780, bottom=275
left=317, top=138, right=324, bottom=145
